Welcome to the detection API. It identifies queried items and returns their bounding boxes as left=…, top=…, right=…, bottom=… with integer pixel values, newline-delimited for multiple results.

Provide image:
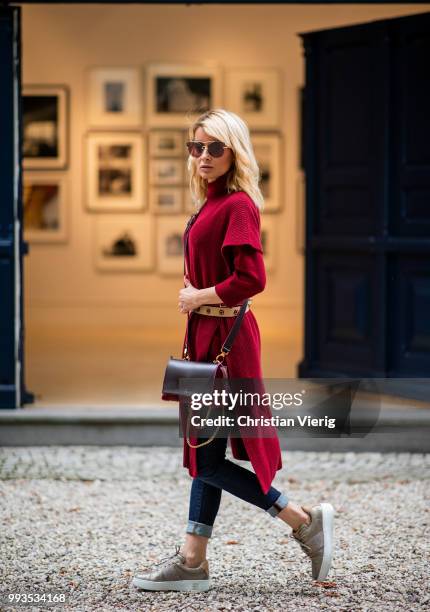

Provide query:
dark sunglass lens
left=186, top=141, right=204, bottom=157
left=208, top=142, right=225, bottom=157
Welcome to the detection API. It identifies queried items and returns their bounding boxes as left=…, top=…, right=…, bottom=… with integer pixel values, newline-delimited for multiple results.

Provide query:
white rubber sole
left=132, top=576, right=211, bottom=592
left=316, top=502, right=335, bottom=581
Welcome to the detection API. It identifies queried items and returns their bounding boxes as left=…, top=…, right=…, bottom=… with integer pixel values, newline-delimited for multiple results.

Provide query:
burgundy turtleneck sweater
left=185, top=171, right=267, bottom=308
left=177, top=171, right=283, bottom=496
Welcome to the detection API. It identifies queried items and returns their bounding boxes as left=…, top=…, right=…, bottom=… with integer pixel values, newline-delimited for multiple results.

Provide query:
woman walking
left=133, top=109, right=334, bottom=592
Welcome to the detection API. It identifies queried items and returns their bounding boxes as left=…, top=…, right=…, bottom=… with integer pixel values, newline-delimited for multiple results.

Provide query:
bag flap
left=162, top=357, right=220, bottom=397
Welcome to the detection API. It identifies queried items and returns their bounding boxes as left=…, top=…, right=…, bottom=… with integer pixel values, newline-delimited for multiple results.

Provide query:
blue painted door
left=298, top=11, right=430, bottom=389
left=0, top=6, right=33, bottom=409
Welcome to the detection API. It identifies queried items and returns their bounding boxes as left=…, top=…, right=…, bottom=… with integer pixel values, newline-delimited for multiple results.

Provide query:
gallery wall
left=22, top=3, right=429, bottom=338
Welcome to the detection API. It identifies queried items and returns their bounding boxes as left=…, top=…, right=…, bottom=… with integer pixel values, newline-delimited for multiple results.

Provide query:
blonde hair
left=187, top=108, right=264, bottom=211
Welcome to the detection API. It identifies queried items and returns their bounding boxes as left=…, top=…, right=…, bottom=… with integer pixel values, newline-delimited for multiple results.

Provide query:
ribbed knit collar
left=206, top=171, right=229, bottom=198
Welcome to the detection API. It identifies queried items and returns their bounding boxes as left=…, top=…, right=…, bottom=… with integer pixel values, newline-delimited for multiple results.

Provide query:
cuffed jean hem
left=186, top=519, right=213, bottom=538
left=266, top=493, right=289, bottom=517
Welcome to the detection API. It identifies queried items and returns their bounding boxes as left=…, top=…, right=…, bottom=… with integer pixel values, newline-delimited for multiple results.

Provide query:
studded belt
left=193, top=300, right=252, bottom=317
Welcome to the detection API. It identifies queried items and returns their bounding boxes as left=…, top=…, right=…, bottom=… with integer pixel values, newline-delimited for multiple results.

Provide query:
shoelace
left=153, top=544, right=184, bottom=567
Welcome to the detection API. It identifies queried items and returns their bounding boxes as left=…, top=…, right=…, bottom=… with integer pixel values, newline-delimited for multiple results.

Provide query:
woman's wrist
left=197, top=286, right=222, bottom=306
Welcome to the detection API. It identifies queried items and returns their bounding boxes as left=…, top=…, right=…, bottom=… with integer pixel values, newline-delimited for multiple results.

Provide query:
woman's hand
left=178, top=276, right=202, bottom=314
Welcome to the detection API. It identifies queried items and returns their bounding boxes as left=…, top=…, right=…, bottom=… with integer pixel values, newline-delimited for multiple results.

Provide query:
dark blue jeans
left=186, top=436, right=288, bottom=538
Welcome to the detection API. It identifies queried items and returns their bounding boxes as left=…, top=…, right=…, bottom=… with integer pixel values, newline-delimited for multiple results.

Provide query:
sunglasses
left=186, top=140, right=230, bottom=158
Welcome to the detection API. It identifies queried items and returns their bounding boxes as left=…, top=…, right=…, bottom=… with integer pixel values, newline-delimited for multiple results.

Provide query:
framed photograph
left=146, top=64, right=221, bottom=127
left=157, top=216, right=189, bottom=275
left=93, top=214, right=154, bottom=272
left=252, top=133, right=282, bottom=213
left=260, top=215, right=276, bottom=272
left=183, top=130, right=191, bottom=158
left=85, top=132, right=146, bottom=211
left=86, top=67, right=142, bottom=128
left=23, top=172, right=68, bottom=242
left=150, top=159, right=183, bottom=186
left=183, top=156, right=191, bottom=180
left=149, top=187, right=183, bottom=214
left=183, top=187, right=197, bottom=214
left=225, top=69, right=281, bottom=129
left=149, top=130, right=184, bottom=157
left=22, top=85, right=69, bottom=169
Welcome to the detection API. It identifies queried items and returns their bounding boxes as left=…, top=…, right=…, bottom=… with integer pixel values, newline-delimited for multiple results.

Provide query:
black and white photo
left=149, top=188, right=183, bottom=214
left=146, top=64, right=221, bottom=127
left=157, top=216, right=188, bottom=275
left=22, top=85, right=68, bottom=169
left=93, top=214, right=154, bottom=271
left=150, top=159, right=183, bottom=186
left=86, top=67, right=142, bottom=128
left=252, top=133, right=282, bottom=212
left=225, top=69, right=281, bottom=129
left=85, top=133, right=145, bottom=211
left=149, top=130, right=184, bottom=157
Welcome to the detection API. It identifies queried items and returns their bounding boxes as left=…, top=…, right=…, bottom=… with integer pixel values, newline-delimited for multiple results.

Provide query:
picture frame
left=157, top=216, right=189, bottom=275
left=93, top=214, right=155, bottom=272
left=183, top=187, right=197, bottom=214
left=146, top=64, right=221, bottom=127
left=23, top=172, right=68, bottom=242
left=252, top=133, right=282, bottom=213
left=22, top=85, right=69, bottom=170
left=149, top=187, right=183, bottom=214
left=183, top=129, right=191, bottom=158
left=149, top=130, right=184, bottom=157
left=86, top=67, right=142, bottom=128
left=225, top=68, right=281, bottom=129
left=85, top=132, right=146, bottom=212
left=150, top=159, right=183, bottom=186
left=260, top=215, right=276, bottom=272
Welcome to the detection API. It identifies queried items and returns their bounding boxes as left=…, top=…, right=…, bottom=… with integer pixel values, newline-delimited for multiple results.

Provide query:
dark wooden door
left=298, top=12, right=430, bottom=392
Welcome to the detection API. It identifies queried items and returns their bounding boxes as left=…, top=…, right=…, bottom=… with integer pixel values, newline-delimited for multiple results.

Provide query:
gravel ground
left=0, top=446, right=429, bottom=612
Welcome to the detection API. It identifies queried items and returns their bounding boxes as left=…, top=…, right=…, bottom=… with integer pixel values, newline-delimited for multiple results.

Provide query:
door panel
left=315, top=251, right=385, bottom=375
left=316, top=23, right=387, bottom=237
left=391, top=14, right=430, bottom=238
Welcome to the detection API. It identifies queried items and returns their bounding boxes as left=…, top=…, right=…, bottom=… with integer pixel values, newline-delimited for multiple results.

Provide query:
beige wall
left=22, top=3, right=430, bottom=339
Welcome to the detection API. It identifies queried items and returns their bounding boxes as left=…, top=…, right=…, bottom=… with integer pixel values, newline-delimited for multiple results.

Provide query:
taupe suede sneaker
left=291, top=502, right=334, bottom=581
left=132, top=544, right=211, bottom=592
